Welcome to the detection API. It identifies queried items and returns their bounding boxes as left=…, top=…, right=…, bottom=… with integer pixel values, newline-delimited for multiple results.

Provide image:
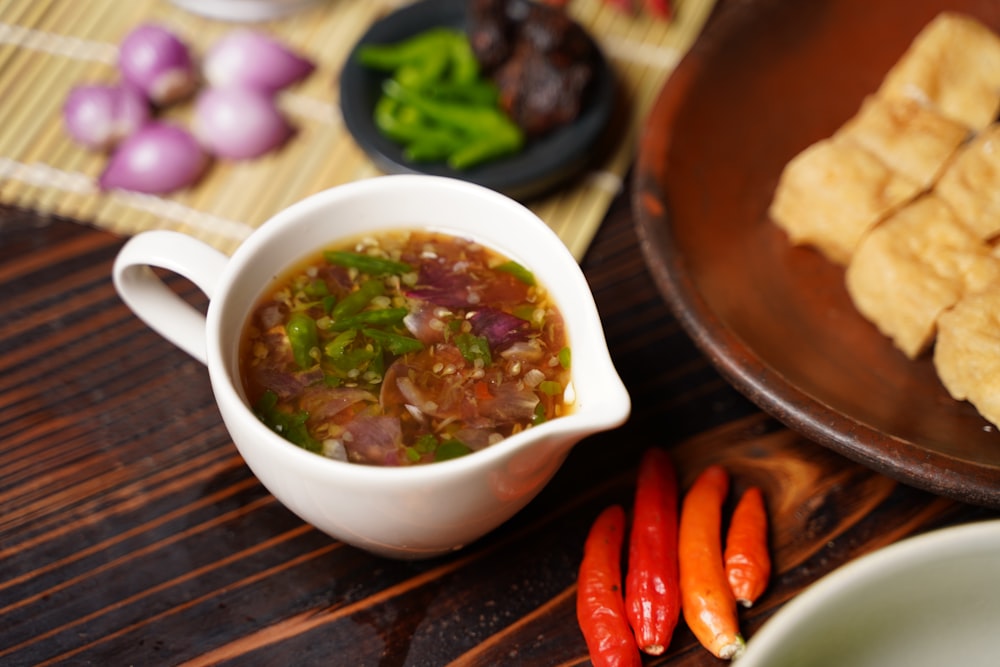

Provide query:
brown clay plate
left=634, top=0, right=1000, bottom=508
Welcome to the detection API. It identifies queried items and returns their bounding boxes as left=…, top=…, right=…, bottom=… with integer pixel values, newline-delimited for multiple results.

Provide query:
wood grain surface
left=3, top=182, right=998, bottom=665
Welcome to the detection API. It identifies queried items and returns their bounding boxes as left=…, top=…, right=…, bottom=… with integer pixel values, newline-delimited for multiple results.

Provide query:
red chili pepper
left=625, top=448, right=680, bottom=655
left=577, top=505, right=643, bottom=667
left=724, top=486, right=771, bottom=608
left=473, top=380, right=492, bottom=401
left=678, top=465, right=745, bottom=660
left=645, top=0, right=672, bottom=19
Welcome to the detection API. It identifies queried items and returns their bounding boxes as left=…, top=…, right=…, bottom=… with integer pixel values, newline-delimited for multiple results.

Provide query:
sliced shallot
left=99, top=121, right=208, bottom=194
left=469, top=307, right=532, bottom=351
left=202, top=29, right=315, bottom=94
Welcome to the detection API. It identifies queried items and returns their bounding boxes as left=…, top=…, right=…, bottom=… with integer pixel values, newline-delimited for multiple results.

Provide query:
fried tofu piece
left=845, top=195, right=1000, bottom=358
left=837, top=95, right=969, bottom=190
left=934, top=286, right=1000, bottom=428
left=935, top=124, right=1000, bottom=240
left=878, top=12, right=1000, bottom=132
left=770, top=137, right=921, bottom=265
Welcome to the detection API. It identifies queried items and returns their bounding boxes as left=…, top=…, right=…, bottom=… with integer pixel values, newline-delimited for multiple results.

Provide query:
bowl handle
left=112, top=231, right=229, bottom=365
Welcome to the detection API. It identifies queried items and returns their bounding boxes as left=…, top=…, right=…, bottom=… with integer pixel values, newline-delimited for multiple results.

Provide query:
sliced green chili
left=363, top=328, right=424, bottom=355
left=322, top=329, right=377, bottom=374
left=330, top=347, right=376, bottom=374
left=495, top=260, right=536, bottom=286
left=330, top=307, right=409, bottom=332
left=405, top=134, right=466, bottom=163
left=382, top=79, right=524, bottom=170
left=330, top=279, right=384, bottom=320
left=358, top=27, right=523, bottom=171
left=538, top=380, right=563, bottom=396
left=324, top=250, right=413, bottom=276
left=373, top=96, right=422, bottom=143
left=366, top=337, right=386, bottom=379
left=395, top=44, right=451, bottom=90
left=447, top=129, right=523, bottom=170
left=435, top=439, right=472, bottom=461
left=425, top=80, right=498, bottom=106
left=414, top=433, right=438, bottom=453
left=383, top=78, right=520, bottom=135
left=455, top=332, right=491, bottom=365
left=324, top=329, right=358, bottom=360
left=254, top=390, right=321, bottom=453
left=286, top=312, right=319, bottom=369
left=558, top=346, right=572, bottom=369
left=374, top=96, right=465, bottom=156
left=304, top=279, right=329, bottom=298
left=446, top=31, right=480, bottom=84
left=513, top=304, right=537, bottom=322
left=355, top=28, right=461, bottom=72
left=532, top=402, right=547, bottom=426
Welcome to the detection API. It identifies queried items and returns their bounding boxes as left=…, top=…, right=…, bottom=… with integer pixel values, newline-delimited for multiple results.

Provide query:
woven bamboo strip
left=0, top=0, right=714, bottom=260
left=0, top=1, right=54, bottom=74
left=1, top=1, right=116, bottom=211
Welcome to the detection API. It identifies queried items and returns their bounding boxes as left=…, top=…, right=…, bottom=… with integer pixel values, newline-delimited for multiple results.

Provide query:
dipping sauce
left=239, top=229, right=572, bottom=466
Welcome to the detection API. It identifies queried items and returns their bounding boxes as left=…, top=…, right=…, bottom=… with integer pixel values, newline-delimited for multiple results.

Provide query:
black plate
left=339, top=0, right=617, bottom=201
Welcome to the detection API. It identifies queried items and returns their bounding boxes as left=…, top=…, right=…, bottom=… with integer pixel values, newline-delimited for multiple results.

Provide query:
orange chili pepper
left=724, top=486, right=771, bottom=608
left=625, top=448, right=680, bottom=655
left=678, top=465, right=745, bottom=660
left=576, top=505, right=642, bottom=667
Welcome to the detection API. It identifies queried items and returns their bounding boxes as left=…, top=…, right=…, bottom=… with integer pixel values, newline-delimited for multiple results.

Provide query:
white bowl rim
left=739, top=518, right=1000, bottom=665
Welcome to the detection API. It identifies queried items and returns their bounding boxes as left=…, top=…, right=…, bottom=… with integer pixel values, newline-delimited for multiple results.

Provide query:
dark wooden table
left=3, top=173, right=999, bottom=666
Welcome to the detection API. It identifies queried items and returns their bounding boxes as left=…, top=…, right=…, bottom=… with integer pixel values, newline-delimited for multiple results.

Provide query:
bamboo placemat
left=0, top=0, right=714, bottom=259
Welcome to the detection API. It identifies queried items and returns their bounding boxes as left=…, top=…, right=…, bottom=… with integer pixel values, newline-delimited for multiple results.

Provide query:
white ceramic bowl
left=112, top=175, right=630, bottom=559
left=739, top=519, right=1000, bottom=666
left=169, top=0, right=321, bottom=22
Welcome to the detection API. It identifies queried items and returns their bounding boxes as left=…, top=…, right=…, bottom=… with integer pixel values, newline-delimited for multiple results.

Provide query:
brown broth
left=239, top=229, right=571, bottom=466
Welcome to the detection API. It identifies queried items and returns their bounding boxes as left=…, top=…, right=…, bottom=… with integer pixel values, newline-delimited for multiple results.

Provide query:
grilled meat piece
left=494, top=44, right=594, bottom=136
left=468, top=0, right=598, bottom=137
left=468, top=0, right=513, bottom=72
